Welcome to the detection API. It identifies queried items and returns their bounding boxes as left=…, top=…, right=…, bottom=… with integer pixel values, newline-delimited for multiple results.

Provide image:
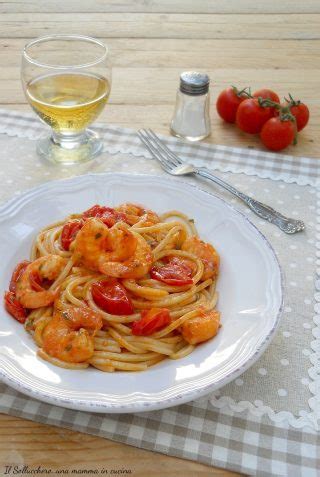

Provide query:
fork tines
left=138, top=128, right=183, bottom=173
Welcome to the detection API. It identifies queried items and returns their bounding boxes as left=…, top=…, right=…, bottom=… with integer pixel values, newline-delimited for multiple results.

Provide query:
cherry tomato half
left=166, top=256, right=197, bottom=274
left=132, top=308, right=171, bottom=336
left=260, top=117, right=295, bottom=152
left=216, top=87, right=248, bottom=123
left=61, top=220, right=83, bottom=251
left=9, top=260, right=30, bottom=293
left=91, top=279, right=134, bottom=315
left=253, top=88, right=280, bottom=104
left=150, top=258, right=194, bottom=286
left=236, top=98, right=274, bottom=134
left=4, top=291, right=27, bottom=324
left=83, top=205, right=107, bottom=218
left=83, top=205, right=127, bottom=228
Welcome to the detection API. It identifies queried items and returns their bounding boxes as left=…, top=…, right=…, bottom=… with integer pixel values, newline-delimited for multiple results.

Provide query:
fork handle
left=196, top=167, right=304, bottom=234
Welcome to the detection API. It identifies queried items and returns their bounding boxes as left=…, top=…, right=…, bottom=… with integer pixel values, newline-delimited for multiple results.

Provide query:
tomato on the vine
left=216, top=84, right=309, bottom=151
left=253, top=88, right=280, bottom=104
left=260, top=117, right=295, bottom=151
left=236, top=98, right=274, bottom=134
left=216, top=87, right=250, bottom=123
left=288, top=102, right=309, bottom=132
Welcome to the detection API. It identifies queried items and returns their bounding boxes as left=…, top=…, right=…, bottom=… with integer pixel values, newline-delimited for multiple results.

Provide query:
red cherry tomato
left=253, top=89, right=280, bottom=104
left=236, top=98, right=274, bottom=134
left=4, top=291, right=27, bottom=324
left=9, top=260, right=30, bottom=293
left=216, top=87, right=248, bottom=123
left=82, top=205, right=126, bottom=228
left=61, top=220, right=83, bottom=251
left=150, top=258, right=193, bottom=286
left=91, top=279, right=134, bottom=315
left=83, top=205, right=106, bottom=218
left=132, top=308, right=171, bottom=336
left=260, top=117, right=295, bottom=151
left=166, top=256, right=197, bottom=274
left=289, top=102, right=309, bottom=131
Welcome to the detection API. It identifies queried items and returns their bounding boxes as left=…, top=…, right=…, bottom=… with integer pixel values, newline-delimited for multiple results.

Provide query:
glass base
left=37, top=129, right=103, bottom=165
left=170, top=126, right=211, bottom=142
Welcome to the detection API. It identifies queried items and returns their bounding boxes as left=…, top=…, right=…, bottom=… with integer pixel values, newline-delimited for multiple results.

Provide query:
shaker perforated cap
left=180, top=71, right=210, bottom=95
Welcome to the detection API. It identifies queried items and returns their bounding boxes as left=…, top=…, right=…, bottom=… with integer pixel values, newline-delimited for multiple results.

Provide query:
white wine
left=26, top=73, right=110, bottom=133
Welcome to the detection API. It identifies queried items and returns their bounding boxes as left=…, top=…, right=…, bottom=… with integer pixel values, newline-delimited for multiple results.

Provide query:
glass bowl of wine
left=21, top=35, right=111, bottom=165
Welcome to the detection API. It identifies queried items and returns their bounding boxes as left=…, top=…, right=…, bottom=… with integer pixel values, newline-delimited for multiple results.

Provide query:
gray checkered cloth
left=0, top=108, right=319, bottom=188
left=0, top=109, right=319, bottom=477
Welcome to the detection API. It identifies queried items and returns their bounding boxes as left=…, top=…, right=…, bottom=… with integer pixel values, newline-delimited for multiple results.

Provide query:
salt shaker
left=170, top=71, right=211, bottom=141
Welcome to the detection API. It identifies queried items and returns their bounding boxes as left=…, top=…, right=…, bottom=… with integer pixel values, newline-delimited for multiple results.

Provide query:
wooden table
left=0, top=1, right=319, bottom=475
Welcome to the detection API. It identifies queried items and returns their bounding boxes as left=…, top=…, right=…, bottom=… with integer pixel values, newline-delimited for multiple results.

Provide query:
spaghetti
left=4, top=203, right=221, bottom=372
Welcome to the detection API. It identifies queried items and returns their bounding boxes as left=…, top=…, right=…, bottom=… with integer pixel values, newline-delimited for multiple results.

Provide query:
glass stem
left=52, top=130, right=88, bottom=149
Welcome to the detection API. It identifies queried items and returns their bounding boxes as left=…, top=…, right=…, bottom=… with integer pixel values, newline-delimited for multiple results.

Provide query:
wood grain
left=0, top=1, right=319, bottom=476
left=0, top=13, right=319, bottom=39
left=0, top=35, right=319, bottom=157
left=2, top=38, right=319, bottom=68
left=0, top=415, right=239, bottom=476
left=1, top=0, right=320, bottom=13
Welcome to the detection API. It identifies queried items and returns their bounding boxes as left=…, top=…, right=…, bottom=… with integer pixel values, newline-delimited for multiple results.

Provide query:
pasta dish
left=4, top=203, right=220, bottom=372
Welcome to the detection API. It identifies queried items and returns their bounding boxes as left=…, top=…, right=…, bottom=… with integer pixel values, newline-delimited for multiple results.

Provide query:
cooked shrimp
left=42, top=306, right=103, bottom=363
left=99, top=232, right=153, bottom=279
left=182, top=309, right=220, bottom=345
left=115, top=203, right=160, bottom=226
left=181, top=236, right=219, bottom=280
left=73, top=218, right=153, bottom=279
left=73, top=218, right=137, bottom=270
left=15, top=255, right=67, bottom=309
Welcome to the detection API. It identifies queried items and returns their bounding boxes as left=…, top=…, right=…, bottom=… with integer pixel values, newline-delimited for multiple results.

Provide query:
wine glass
left=21, top=35, right=111, bottom=165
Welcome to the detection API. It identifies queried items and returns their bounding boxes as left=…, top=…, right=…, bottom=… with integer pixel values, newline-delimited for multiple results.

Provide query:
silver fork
left=137, top=128, right=305, bottom=234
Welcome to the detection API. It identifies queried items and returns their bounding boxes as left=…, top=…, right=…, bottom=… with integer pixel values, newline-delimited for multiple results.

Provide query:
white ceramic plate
left=0, top=173, right=283, bottom=413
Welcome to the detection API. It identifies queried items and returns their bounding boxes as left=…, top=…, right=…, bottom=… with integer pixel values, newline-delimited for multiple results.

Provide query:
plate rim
left=0, top=172, right=284, bottom=413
